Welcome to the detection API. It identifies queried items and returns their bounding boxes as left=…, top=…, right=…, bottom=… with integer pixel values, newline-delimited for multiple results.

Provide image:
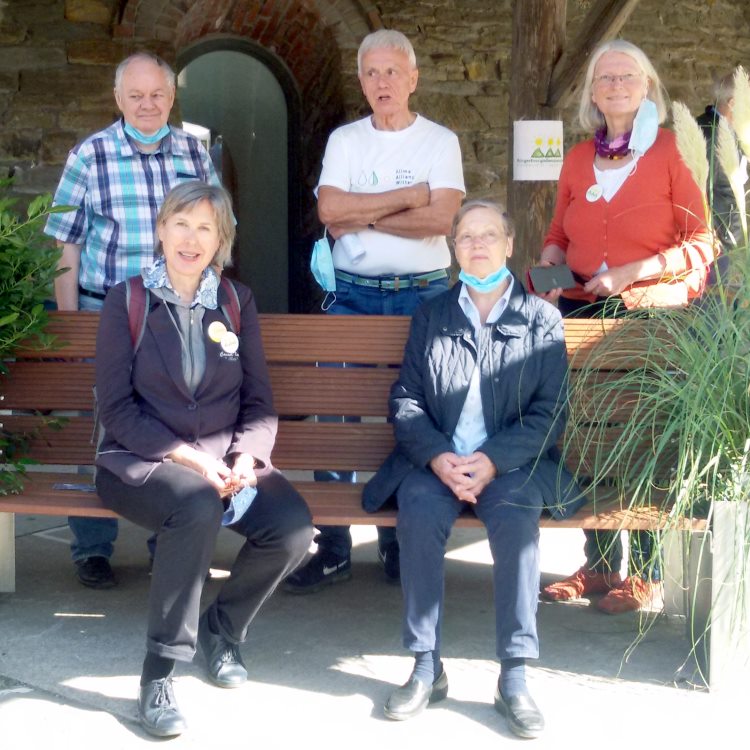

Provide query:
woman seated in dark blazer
left=94, top=181, right=314, bottom=738
left=364, top=200, right=583, bottom=739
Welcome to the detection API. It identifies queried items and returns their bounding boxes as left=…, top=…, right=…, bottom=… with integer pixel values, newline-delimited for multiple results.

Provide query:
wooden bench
left=5, top=310, right=747, bottom=690
left=1, top=311, right=705, bottom=593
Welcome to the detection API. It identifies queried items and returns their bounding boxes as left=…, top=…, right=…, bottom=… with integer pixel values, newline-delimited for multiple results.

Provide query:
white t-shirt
left=316, top=114, right=465, bottom=276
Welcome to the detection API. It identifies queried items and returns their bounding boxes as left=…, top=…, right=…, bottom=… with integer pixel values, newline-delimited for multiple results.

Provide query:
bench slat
left=259, top=314, right=411, bottom=365
left=1, top=474, right=705, bottom=531
left=5, top=413, right=662, bottom=480
left=3, top=362, right=95, bottom=410
left=269, top=367, right=395, bottom=416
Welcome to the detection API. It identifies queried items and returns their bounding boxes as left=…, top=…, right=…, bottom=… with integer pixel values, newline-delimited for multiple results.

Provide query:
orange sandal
left=541, top=566, right=622, bottom=602
left=596, top=577, right=661, bottom=614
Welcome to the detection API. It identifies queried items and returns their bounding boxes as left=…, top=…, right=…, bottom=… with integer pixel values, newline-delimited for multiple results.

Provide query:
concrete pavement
left=0, top=518, right=745, bottom=749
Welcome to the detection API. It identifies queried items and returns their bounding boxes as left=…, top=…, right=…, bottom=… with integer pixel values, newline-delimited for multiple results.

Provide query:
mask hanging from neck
left=629, top=98, right=658, bottom=156
left=459, top=265, right=511, bottom=293
left=123, top=122, right=171, bottom=145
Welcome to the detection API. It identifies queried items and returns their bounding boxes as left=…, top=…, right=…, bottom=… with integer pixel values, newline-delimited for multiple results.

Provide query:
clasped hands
left=429, top=451, right=497, bottom=504
left=167, top=444, right=257, bottom=498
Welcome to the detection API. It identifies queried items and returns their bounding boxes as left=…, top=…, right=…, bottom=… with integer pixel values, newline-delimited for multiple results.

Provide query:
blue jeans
left=314, top=274, right=450, bottom=559
left=65, top=291, right=120, bottom=562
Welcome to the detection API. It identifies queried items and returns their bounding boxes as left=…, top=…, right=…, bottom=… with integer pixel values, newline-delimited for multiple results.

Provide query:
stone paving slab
left=0, top=521, right=745, bottom=749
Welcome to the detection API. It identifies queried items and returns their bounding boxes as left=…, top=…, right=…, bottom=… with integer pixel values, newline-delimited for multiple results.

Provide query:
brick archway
left=115, top=0, right=377, bottom=310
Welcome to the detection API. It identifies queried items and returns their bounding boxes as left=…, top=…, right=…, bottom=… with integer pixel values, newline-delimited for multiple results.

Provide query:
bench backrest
left=2, top=312, right=650, bottom=477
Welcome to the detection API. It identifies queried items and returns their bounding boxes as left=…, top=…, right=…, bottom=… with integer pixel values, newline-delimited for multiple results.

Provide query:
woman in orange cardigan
left=537, top=40, right=715, bottom=613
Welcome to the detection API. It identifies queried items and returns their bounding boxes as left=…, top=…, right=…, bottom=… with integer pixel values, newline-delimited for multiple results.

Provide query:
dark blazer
left=698, top=105, right=742, bottom=282
left=363, top=278, right=584, bottom=520
left=95, top=279, right=277, bottom=485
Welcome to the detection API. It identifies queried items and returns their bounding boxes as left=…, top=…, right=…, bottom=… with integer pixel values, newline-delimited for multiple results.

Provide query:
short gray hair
left=155, top=181, right=236, bottom=269
left=115, top=52, right=175, bottom=93
left=357, top=30, right=417, bottom=75
left=578, top=40, right=668, bottom=132
left=713, top=71, right=736, bottom=108
left=451, top=199, right=515, bottom=239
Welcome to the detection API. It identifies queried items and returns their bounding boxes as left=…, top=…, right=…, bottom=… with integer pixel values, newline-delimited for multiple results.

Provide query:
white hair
left=357, top=30, right=417, bottom=75
left=578, top=39, right=669, bottom=132
left=115, top=52, right=175, bottom=94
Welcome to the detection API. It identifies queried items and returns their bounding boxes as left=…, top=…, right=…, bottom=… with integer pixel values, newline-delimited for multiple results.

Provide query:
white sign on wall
left=513, top=120, right=564, bottom=181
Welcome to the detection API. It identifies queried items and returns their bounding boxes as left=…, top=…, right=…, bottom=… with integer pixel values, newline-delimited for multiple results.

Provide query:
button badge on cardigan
left=586, top=184, right=603, bottom=202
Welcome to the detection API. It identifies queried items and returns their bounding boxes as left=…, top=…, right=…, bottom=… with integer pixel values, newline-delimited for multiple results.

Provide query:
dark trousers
left=559, top=294, right=661, bottom=583
left=96, top=463, right=313, bottom=661
left=584, top=528, right=661, bottom=581
left=396, top=467, right=542, bottom=660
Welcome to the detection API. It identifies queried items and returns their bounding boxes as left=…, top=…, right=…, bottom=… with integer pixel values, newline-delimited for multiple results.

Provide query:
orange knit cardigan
left=543, top=128, right=716, bottom=308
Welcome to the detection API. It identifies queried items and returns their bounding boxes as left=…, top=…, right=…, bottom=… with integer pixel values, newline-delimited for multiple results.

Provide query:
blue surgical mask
left=123, top=122, right=171, bottom=145
left=629, top=98, right=658, bottom=155
left=459, top=265, right=511, bottom=293
left=221, top=485, right=257, bottom=527
left=311, top=231, right=337, bottom=293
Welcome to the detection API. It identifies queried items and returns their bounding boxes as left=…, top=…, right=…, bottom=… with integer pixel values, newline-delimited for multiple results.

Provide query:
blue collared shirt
left=452, top=277, right=514, bottom=456
left=44, top=119, right=219, bottom=295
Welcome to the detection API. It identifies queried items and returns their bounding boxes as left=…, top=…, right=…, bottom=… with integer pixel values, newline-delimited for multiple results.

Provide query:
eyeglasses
left=454, top=230, right=505, bottom=248
left=593, top=73, right=642, bottom=87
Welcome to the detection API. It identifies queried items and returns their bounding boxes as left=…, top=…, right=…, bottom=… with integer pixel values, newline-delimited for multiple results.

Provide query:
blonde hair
left=155, top=181, right=235, bottom=268
left=578, top=40, right=669, bottom=131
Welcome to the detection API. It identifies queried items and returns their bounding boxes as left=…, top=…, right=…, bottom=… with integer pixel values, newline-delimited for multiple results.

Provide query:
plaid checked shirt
left=45, top=119, right=220, bottom=295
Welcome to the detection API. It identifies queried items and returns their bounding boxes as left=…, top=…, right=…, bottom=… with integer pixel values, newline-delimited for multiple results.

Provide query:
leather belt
left=334, top=269, right=447, bottom=291
left=78, top=286, right=106, bottom=300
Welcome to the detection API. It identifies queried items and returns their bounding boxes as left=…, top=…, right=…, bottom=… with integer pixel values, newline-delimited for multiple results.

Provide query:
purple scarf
left=594, top=127, right=631, bottom=160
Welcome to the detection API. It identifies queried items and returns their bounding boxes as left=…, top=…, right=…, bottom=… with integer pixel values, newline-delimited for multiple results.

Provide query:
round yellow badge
left=208, top=321, right=227, bottom=342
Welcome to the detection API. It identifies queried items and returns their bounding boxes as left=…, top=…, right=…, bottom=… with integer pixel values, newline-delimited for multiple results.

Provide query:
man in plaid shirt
left=45, top=51, right=219, bottom=589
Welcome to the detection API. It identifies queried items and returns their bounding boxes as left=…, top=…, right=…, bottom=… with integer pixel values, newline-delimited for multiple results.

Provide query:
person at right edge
left=284, top=29, right=464, bottom=593
left=697, top=71, right=747, bottom=284
left=536, top=40, right=716, bottom=614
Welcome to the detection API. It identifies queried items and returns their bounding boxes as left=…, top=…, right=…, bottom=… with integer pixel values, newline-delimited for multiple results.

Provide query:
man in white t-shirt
left=285, top=29, right=465, bottom=594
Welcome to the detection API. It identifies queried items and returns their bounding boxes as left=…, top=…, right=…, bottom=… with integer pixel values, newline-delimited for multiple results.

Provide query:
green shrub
left=0, top=179, right=66, bottom=494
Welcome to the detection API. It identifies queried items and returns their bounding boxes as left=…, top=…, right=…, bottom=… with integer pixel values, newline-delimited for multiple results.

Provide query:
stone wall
left=368, top=0, right=750, bottom=202
left=1, top=0, right=748, bottom=208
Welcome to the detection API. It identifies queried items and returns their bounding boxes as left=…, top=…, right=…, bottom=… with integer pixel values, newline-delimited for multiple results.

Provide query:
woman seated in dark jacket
left=364, top=200, right=583, bottom=739
left=94, top=181, right=314, bottom=738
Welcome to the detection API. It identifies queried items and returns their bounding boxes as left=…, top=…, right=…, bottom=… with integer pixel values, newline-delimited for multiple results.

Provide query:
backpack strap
left=219, top=276, right=241, bottom=334
left=125, top=276, right=149, bottom=352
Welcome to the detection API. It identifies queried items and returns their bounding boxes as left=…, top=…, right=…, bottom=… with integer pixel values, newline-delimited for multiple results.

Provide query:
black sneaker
left=283, top=550, right=352, bottom=594
left=378, top=541, right=401, bottom=584
left=138, top=676, right=187, bottom=737
left=75, top=556, right=116, bottom=589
